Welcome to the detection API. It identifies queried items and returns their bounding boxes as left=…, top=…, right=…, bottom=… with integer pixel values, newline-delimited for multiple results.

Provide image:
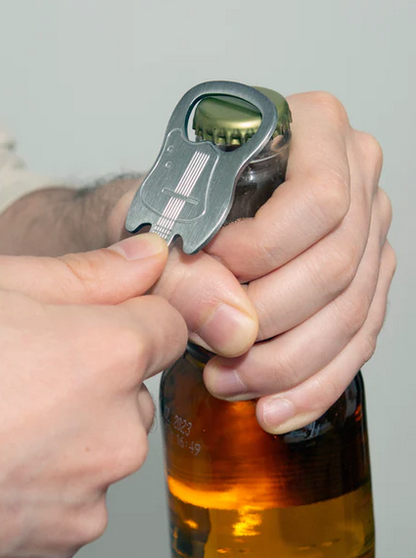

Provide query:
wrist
left=76, top=174, right=143, bottom=250
left=0, top=174, right=143, bottom=257
left=0, top=186, right=79, bottom=256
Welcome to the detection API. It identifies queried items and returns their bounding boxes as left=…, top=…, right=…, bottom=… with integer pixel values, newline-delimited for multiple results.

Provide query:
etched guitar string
left=152, top=151, right=210, bottom=239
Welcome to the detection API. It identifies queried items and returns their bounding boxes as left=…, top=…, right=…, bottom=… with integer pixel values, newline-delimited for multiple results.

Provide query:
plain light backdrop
left=1, top=1, right=414, bottom=557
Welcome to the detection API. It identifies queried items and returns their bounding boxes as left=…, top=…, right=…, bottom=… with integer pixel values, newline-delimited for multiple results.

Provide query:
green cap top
left=193, top=86, right=292, bottom=146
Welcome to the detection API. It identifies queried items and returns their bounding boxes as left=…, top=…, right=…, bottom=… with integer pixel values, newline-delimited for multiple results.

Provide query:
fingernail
left=206, top=365, right=248, bottom=399
left=268, top=411, right=322, bottom=435
left=262, top=398, right=296, bottom=431
left=198, top=304, right=257, bottom=357
left=108, top=233, right=166, bottom=260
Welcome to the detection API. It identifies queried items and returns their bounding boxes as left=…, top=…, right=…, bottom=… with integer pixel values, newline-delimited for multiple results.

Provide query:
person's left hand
left=107, top=92, right=395, bottom=435
left=202, top=92, right=396, bottom=433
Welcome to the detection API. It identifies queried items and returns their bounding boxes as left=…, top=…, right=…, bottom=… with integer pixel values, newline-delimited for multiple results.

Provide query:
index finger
left=205, top=92, right=352, bottom=282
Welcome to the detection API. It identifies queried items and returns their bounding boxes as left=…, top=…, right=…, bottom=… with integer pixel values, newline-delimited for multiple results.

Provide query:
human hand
left=201, top=92, right=396, bottom=434
left=107, top=185, right=259, bottom=358
left=0, top=234, right=187, bottom=557
left=107, top=92, right=395, bottom=437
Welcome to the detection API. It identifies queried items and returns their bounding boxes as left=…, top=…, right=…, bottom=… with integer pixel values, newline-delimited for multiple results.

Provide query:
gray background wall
left=1, top=1, right=414, bottom=556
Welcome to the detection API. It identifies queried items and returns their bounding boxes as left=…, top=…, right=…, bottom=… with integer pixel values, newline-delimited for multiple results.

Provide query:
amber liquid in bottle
left=161, top=350, right=374, bottom=558
left=160, top=129, right=375, bottom=557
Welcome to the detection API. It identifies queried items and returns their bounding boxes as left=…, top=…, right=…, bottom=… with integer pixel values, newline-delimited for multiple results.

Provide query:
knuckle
left=111, top=426, right=149, bottom=481
left=252, top=292, right=277, bottom=342
left=307, top=91, right=350, bottom=129
left=139, top=387, right=157, bottom=433
left=115, top=325, right=149, bottom=378
left=316, top=244, right=360, bottom=296
left=75, top=501, right=109, bottom=546
left=377, top=188, right=393, bottom=231
left=385, top=242, right=397, bottom=276
left=256, top=313, right=274, bottom=342
left=356, top=131, right=384, bottom=175
left=270, top=354, right=302, bottom=392
left=312, top=373, right=343, bottom=409
left=308, top=171, right=350, bottom=229
left=360, top=334, right=377, bottom=364
left=59, top=252, right=107, bottom=302
left=336, top=293, right=371, bottom=337
left=251, top=234, right=280, bottom=273
left=333, top=247, right=360, bottom=289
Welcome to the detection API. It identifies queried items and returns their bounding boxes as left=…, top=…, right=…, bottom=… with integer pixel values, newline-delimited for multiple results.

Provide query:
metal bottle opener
left=125, top=81, right=278, bottom=254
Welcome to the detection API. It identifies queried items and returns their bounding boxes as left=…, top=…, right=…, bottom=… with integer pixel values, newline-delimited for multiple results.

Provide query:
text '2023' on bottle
left=160, top=87, right=375, bottom=558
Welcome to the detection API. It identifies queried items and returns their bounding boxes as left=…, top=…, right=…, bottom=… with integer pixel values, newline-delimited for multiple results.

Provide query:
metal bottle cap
left=193, top=86, right=292, bottom=146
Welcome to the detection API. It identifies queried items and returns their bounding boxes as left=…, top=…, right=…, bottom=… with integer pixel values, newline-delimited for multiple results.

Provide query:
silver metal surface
left=125, top=81, right=278, bottom=254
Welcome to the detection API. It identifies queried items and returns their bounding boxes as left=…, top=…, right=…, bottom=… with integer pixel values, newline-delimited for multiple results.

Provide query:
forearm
left=0, top=176, right=140, bottom=256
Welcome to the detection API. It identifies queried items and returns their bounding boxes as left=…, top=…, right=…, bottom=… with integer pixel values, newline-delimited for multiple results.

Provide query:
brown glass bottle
left=160, top=90, right=375, bottom=558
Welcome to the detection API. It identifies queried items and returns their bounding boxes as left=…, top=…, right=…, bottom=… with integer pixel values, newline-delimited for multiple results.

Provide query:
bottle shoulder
left=161, top=349, right=366, bottom=441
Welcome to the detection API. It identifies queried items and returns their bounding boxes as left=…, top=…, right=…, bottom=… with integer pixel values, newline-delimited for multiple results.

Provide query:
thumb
left=0, top=233, right=168, bottom=305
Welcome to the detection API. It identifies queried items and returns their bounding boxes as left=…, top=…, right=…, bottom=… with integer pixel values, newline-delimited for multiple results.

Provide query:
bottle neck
left=225, top=130, right=290, bottom=223
left=194, top=130, right=290, bottom=224
left=186, top=341, right=213, bottom=364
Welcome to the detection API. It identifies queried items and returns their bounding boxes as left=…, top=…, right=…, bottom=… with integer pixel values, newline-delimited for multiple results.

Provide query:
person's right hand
left=0, top=234, right=189, bottom=558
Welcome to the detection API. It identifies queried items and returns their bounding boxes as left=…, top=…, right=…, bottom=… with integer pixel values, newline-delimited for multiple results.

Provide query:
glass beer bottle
left=160, top=88, right=375, bottom=558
